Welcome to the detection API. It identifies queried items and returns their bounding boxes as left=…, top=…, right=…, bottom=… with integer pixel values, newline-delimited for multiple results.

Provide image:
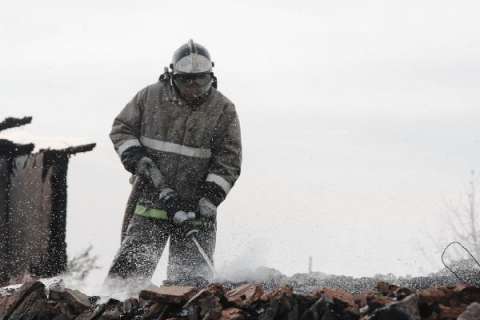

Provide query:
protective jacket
left=110, top=76, right=242, bottom=214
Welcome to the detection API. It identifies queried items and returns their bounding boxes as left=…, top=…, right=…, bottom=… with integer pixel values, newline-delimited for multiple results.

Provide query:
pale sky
left=1, top=0, right=480, bottom=290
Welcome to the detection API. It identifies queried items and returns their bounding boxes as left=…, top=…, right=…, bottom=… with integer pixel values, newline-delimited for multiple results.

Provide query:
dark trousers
left=107, top=214, right=216, bottom=282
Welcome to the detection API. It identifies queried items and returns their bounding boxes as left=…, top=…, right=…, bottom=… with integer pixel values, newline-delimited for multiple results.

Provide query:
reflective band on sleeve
left=206, top=173, right=232, bottom=194
left=117, top=139, right=142, bottom=157
left=140, top=136, right=211, bottom=159
left=134, top=204, right=168, bottom=220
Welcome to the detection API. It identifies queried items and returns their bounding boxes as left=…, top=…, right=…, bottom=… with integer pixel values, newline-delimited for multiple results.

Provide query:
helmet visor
left=173, top=73, right=212, bottom=87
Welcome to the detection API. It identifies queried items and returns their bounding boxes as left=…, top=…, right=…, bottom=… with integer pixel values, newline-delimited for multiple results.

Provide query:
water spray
left=185, top=229, right=216, bottom=279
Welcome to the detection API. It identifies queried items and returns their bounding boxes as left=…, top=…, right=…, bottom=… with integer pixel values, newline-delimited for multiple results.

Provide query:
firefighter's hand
left=158, top=188, right=188, bottom=219
left=136, top=157, right=164, bottom=188
left=198, top=197, right=217, bottom=219
left=158, top=188, right=197, bottom=223
left=172, top=211, right=196, bottom=225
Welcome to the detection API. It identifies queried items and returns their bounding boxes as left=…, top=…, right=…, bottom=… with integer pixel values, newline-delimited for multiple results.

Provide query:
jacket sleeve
left=109, top=88, right=147, bottom=174
left=200, top=105, right=242, bottom=206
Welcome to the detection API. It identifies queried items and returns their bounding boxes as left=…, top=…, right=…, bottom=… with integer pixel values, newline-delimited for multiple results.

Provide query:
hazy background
left=1, top=0, right=479, bottom=287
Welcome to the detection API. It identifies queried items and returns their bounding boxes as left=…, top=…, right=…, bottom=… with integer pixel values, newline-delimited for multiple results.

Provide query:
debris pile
left=1, top=279, right=480, bottom=319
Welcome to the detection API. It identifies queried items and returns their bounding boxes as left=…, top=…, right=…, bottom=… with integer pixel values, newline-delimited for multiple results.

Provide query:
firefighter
left=106, top=39, right=242, bottom=284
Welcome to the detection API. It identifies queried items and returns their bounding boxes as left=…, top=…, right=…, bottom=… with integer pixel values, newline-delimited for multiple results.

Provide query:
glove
left=136, top=157, right=164, bottom=188
left=172, top=211, right=196, bottom=225
left=198, top=197, right=217, bottom=219
left=157, top=188, right=193, bottom=220
left=120, top=145, right=146, bottom=174
left=158, top=189, right=196, bottom=224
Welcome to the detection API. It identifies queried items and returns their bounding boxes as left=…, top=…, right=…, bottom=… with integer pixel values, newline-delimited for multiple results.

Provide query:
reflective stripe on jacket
left=110, top=79, right=242, bottom=204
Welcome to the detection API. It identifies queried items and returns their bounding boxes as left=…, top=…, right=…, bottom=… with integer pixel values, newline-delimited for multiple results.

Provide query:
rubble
left=49, top=287, right=92, bottom=314
left=458, top=302, right=480, bottom=320
left=220, top=307, right=245, bottom=320
left=139, top=286, right=198, bottom=305
left=226, top=284, right=264, bottom=307
left=1, top=278, right=479, bottom=320
left=369, top=294, right=420, bottom=320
